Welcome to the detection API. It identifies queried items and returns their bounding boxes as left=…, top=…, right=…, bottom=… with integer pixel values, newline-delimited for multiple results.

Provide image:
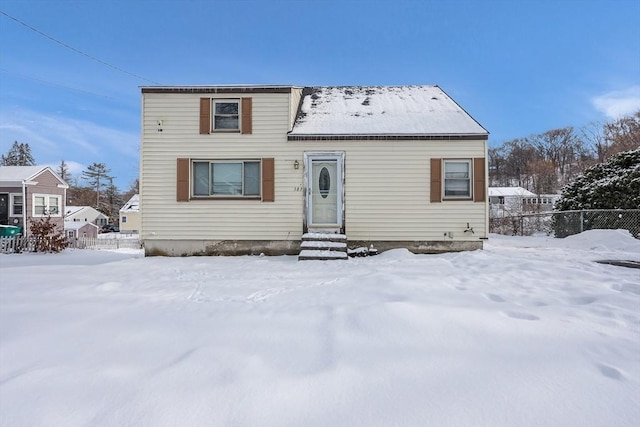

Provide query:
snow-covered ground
left=1, top=230, right=638, bottom=427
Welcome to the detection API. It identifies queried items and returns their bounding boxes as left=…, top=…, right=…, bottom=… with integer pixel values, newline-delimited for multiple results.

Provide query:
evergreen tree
left=553, top=149, right=640, bottom=237
left=103, top=179, right=124, bottom=220
left=556, top=148, right=640, bottom=211
left=81, top=162, right=113, bottom=208
left=57, top=160, right=72, bottom=184
left=1, top=141, right=35, bottom=166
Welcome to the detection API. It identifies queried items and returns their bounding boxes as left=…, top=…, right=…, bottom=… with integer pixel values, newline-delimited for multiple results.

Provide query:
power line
left=0, top=10, right=162, bottom=85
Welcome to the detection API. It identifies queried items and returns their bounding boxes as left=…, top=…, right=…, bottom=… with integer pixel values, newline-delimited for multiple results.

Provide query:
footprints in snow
left=486, top=293, right=505, bottom=302
left=503, top=311, right=540, bottom=321
left=483, top=293, right=540, bottom=321
left=597, top=363, right=625, bottom=381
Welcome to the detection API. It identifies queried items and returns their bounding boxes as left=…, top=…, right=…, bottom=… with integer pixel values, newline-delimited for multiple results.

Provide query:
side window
left=10, top=194, right=23, bottom=216
left=443, top=160, right=472, bottom=199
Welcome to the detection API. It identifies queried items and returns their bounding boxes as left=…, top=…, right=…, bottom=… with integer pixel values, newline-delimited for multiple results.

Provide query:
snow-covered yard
left=1, top=230, right=638, bottom=427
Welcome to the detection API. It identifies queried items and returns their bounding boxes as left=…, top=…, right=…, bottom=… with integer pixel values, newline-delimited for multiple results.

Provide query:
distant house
left=489, top=187, right=559, bottom=217
left=0, top=165, right=69, bottom=236
left=140, top=85, right=489, bottom=257
left=64, top=206, right=109, bottom=227
left=64, top=221, right=99, bottom=240
left=119, top=194, right=140, bottom=234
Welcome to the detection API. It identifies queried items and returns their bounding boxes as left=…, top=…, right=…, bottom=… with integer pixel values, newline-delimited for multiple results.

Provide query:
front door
left=0, top=194, right=8, bottom=225
left=306, top=154, right=343, bottom=229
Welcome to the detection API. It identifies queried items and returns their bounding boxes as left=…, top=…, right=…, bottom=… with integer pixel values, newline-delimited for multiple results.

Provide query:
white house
left=64, top=206, right=109, bottom=227
left=489, top=187, right=559, bottom=217
left=119, top=194, right=140, bottom=234
left=140, top=85, right=489, bottom=258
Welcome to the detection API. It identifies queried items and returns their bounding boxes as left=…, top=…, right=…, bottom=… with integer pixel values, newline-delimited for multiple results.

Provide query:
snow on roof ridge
left=290, top=85, right=488, bottom=136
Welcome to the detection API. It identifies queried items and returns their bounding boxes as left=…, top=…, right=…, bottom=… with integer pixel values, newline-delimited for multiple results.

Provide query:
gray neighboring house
left=64, top=221, right=99, bottom=239
left=0, top=166, right=69, bottom=236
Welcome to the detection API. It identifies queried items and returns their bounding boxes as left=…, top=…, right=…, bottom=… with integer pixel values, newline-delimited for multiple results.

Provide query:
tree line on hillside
left=489, top=111, right=640, bottom=195
left=1, top=141, right=138, bottom=222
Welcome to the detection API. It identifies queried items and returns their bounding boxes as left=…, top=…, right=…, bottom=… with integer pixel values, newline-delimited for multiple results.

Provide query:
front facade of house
left=0, top=166, right=68, bottom=236
left=140, top=85, right=489, bottom=256
left=64, top=206, right=109, bottom=226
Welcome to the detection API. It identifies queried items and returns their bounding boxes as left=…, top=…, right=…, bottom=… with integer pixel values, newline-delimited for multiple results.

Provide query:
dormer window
left=200, top=97, right=252, bottom=135
left=213, top=100, right=239, bottom=131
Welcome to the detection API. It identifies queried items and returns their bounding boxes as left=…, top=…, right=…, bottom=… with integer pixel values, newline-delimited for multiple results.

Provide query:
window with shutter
left=180, top=158, right=273, bottom=202
left=199, top=97, right=252, bottom=134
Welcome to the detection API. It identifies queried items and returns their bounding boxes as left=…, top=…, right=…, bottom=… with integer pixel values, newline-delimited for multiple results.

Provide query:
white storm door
left=308, top=156, right=342, bottom=227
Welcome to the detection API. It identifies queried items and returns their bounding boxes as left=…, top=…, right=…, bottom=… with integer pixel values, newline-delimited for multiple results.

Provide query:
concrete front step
left=298, top=250, right=348, bottom=261
left=302, top=233, right=346, bottom=241
left=299, top=232, right=348, bottom=261
left=300, top=240, right=347, bottom=250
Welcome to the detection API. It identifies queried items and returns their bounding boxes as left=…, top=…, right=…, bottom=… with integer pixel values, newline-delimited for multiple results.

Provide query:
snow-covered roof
left=64, top=221, right=99, bottom=231
left=65, top=206, right=108, bottom=220
left=289, top=86, right=488, bottom=137
left=119, top=194, right=139, bottom=213
left=65, top=206, right=86, bottom=216
left=0, top=165, right=67, bottom=187
left=488, top=187, right=537, bottom=197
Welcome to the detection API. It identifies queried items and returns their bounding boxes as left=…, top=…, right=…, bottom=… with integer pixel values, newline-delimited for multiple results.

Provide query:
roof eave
left=287, top=133, right=489, bottom=141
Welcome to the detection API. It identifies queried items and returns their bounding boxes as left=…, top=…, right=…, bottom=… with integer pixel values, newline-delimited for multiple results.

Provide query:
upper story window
left=443, top=160, right=472, bottom=199
left=10, top=194, right=23, bottom=216
left=213, top=100, right=239, bottom=131
left=33, top=194, right=61, bottom=217
left=200, top=97, right=252, bottom=135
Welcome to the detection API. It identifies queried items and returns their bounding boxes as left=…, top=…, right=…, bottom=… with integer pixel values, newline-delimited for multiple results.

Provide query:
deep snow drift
left=1, top=230, right=638, bottom=427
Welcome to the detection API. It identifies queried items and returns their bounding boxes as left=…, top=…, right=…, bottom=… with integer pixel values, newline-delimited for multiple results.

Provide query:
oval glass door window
left=319, top=167, right=330, bottom=198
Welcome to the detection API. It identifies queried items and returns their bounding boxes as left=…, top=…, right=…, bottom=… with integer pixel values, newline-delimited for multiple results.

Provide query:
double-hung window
left=33, top=194, right=61, bottom=217
left=10, top=194, right=23, bottom=216
left=213, top=100, right=239, bottom=131
left=193, top=160, right=261, bottom=197
left=443, top=160, right=472, bottom=198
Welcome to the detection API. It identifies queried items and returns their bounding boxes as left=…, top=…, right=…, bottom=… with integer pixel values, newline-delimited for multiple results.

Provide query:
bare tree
left=604, top=111, right=640, bottom=157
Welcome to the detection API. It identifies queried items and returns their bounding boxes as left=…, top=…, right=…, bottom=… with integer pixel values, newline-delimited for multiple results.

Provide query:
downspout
left=22, top=182, right=27, bottom=237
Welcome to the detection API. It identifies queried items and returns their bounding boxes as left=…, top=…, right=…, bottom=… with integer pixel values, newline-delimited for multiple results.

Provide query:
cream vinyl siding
left=301, top=140, right=487, bottom=241
left=141, top=92, right=305, bottom=241
left=141, top=90, right=487, bottom=243
left=119, top=211, right=140, bottom=232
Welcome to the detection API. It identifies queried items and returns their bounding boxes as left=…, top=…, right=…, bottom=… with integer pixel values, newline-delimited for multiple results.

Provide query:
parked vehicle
left=100, top=224, right=120, bottom=233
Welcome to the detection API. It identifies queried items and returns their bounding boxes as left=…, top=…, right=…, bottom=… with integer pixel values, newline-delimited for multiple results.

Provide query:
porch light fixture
left=294, top=160, right=299, bottom=169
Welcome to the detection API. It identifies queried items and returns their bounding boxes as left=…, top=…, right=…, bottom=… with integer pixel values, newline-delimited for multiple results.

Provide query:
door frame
left=303, top=151, right=345, bottom=232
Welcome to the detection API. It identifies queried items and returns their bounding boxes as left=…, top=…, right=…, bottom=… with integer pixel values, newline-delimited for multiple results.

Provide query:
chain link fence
left=490, top=209, right=640, bottom=239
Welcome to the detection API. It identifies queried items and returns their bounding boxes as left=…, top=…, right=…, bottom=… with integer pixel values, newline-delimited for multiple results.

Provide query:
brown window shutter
left=473, top=157, right=486, bottom=202
left=262, top=158, right=274, bottom=202
left=241, top=97, right=252, bottom=134
left=199, top=98, right=210, bottom=134
left=430, top=158, right=442, bottom=203
left=176, top=158, right=190, bottom=202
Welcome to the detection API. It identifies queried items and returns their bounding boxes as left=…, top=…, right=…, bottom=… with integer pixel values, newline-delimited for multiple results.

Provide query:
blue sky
left=1, top=0, right=639, bottom=190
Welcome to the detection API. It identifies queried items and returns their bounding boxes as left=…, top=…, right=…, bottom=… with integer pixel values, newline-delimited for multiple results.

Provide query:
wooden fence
left=0, top=236, right=142, bottom=254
